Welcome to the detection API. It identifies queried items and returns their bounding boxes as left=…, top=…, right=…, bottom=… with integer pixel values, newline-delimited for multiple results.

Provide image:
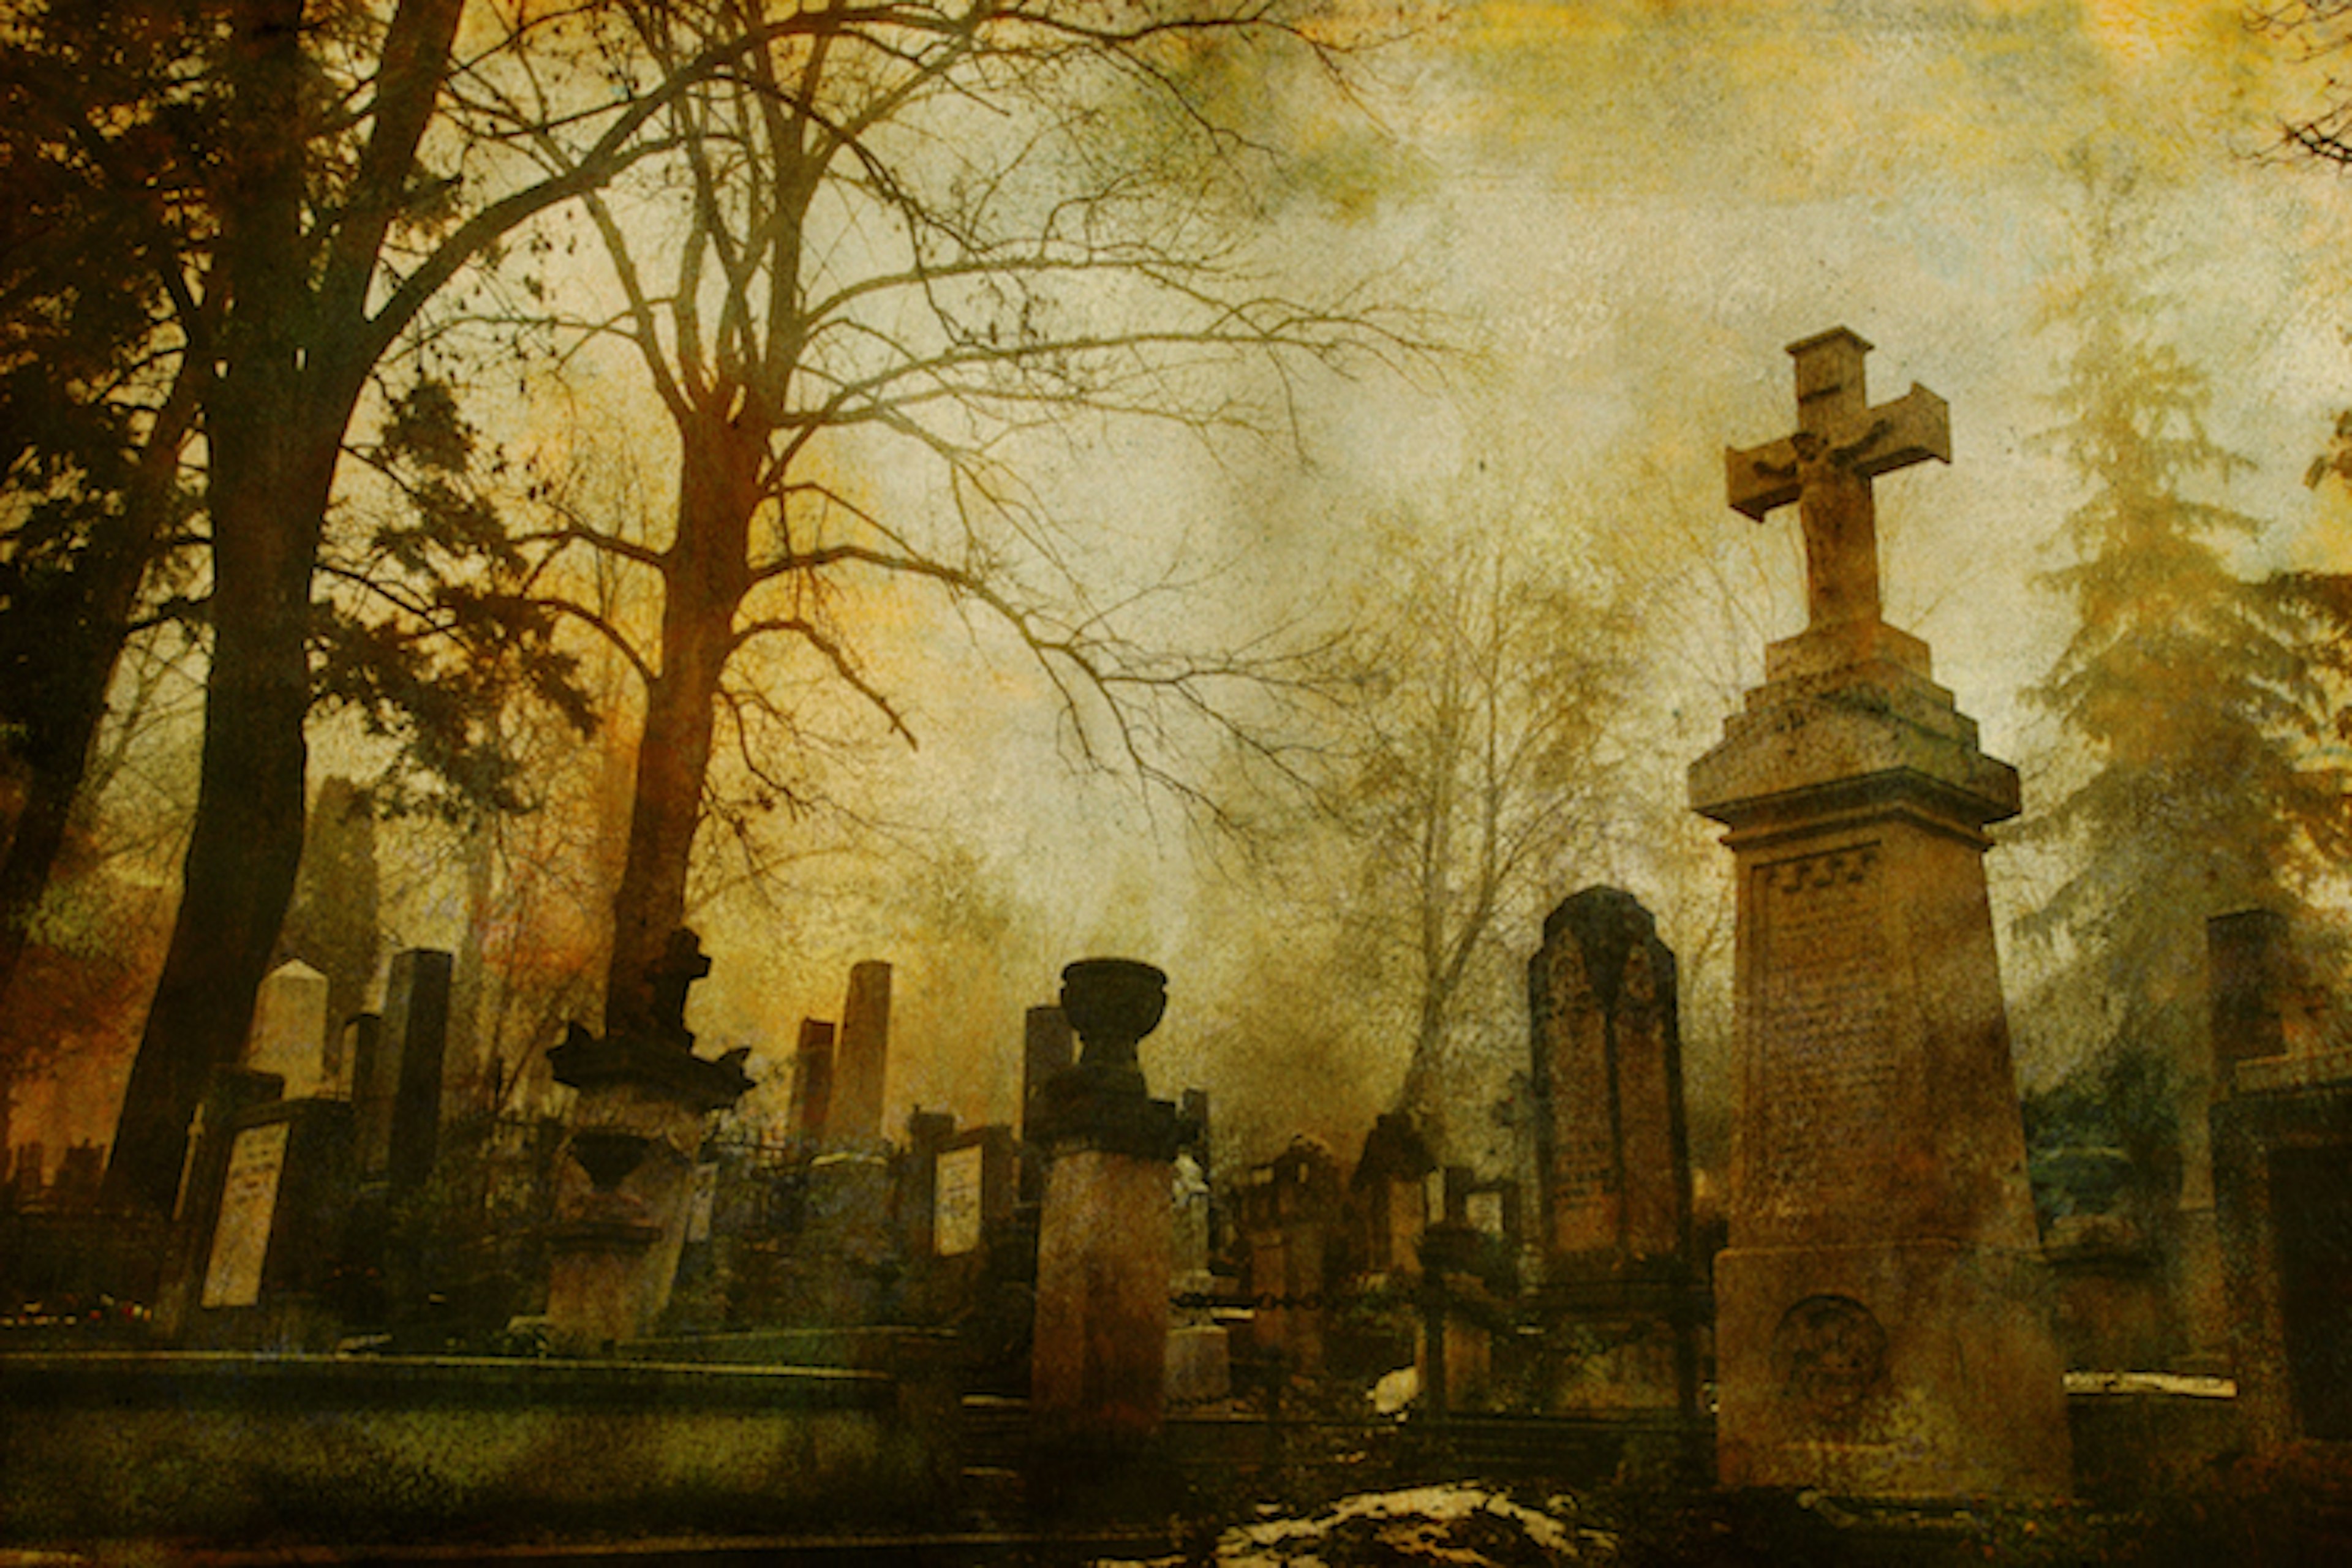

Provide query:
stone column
left=825, top=960, right=892, bottom=1145
left=542, top=930, right=752, bottom=1355
left=1691, top=619, right=2070, bottom=1498
left=356, top=949, right=453, bottom=1191
left=1028, top=959, right=1180, bottom=1448
left=788, top=1019, right=835, bottom=1139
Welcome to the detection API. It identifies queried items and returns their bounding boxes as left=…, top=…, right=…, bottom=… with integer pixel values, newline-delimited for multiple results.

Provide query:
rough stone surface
left=826, top=961, right=892, bottom=1145
left=244, top=962, right=331, bottom=1098
left=1529, top=887, right=1692, bottom=1273
left=1031, top=1147, right=1172, bottom=1441
left=1693, top=331, right=2067, bottom=1499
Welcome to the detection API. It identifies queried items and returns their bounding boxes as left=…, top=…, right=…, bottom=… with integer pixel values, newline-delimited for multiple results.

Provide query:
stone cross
left=1725, top=328, right=1950, bottom=630
left=646, top=927, right=711, bottom=1046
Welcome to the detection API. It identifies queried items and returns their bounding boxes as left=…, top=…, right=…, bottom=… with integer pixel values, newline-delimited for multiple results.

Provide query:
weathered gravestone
left=825, top=960, right=892, bottom=1145
left=1028, top=959, right=1182, bottom=1447
left=355, top=948, right=454, bottom=1191
left=544, top=929, right=752, bottom=1354
left=1241, top=1137, right=1342, bottom=1378
left=187, top=1096, right=356, bottom=1348
left=2211, top=909, right=2352, bottom=1449
left=244, top=960, right=332, bottom=1098
left=1349, top=1112, right=1435, bottom=1284
left=1691, top=330, right=2068, bottom=1497
left=1166, top=1146, right=1232, bottom=1408
left=1526, top=886, right=1704, bottom=1418
left=789, top=1018, right=835, bottom=1139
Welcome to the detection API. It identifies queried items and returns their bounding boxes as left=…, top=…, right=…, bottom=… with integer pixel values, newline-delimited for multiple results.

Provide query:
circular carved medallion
left=1772, top=1294, right=1888, bottom=1423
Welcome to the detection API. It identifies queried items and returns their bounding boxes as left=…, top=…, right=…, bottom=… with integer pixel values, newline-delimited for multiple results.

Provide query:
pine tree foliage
left=2021, top=198, right=2338, bottom=1112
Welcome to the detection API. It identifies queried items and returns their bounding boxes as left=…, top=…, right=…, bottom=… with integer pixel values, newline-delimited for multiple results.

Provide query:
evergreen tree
left=2019, top=189, right=2334, bottom=1189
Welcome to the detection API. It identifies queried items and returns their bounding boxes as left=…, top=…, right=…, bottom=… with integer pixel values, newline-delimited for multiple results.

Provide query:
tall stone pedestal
left=1027, top=960, right=1180, bottom=1454
left=1033, top=1141, right=1176, bottom=1437
left=1691, top=620, right=2070, bottom=1498
left=542, top=931, right=750, bottom=1356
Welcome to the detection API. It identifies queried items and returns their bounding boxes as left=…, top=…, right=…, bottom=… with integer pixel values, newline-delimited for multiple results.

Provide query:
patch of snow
left=1098, top=1483, right=1617, bottom=1566
left=1371, top=1363, right=1420, bottom=1415
left=2063, top=1371, right=2236, bottom=1399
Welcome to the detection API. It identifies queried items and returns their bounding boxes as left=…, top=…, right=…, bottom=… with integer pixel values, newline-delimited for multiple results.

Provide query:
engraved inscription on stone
left=1547, top=957, right=1617, bottom=1225
left=935, top=1144, right=983, bottom=1257
left=1755, top=846, right=1899, bottom=1205
left=1773, top=1293, right=1889, bottom=1425
left=201, top=1121, right=289, bottom=1310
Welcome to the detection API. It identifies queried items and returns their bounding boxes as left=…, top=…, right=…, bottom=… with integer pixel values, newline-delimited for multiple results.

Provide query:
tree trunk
left=601, top=415, right=761, bottom=1037
left=0, top=369, right=200, bottom=1017
left=101, top=0, right=331, bottom=1214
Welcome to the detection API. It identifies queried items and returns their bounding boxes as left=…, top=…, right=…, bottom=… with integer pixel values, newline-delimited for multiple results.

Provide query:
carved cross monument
left=1725, top=328, right=1950, bottom=630
left=1691, top=329, right=2068, bottom=1499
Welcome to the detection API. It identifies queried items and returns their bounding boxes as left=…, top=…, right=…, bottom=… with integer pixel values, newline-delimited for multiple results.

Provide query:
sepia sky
left=28, top=0, right=2352, bottom=1174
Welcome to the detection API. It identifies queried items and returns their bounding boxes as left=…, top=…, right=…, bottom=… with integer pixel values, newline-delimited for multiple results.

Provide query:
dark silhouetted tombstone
left=789, top=1019, right=836, bottom=1137
left=826, top=961, right=892, bottom=1145
left=543, top=929, right=752, bottom=1354
left=2177, top=910, right=2304, bottom=1373
left=1021, top=1005, right=1076, bottom=1142
left=1350, top=1112, right=1435, bottom=1283
left=2212, top=909, right=2352, bottom=1448
left=1529, top=888, right=1692, bottom=1271
left=356, top=949, right=453, bottom=1190
left=1028, top=958, right=1182, bottom=1454
left=184, top=1095, right=357, bottom=1349
left=1239, top=1137, right=1341, bottom=1378
left=156, top=1068, right=286, bottom=1341
left=1524, top=887, right=1705, bottom=1421
left=1692, top=330, right=2068, bottom=1497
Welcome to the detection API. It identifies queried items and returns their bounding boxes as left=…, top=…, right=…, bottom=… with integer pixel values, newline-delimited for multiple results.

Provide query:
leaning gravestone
left=1691, top=330, right=2068, bottom=1497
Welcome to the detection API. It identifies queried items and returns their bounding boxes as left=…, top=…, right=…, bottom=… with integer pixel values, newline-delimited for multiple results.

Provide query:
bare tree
left=478, top=1, right=1428, bottom=1033
left=1335, top=510, right=1637, bottom=1156
left=88, top=0, right=794, bottom=1214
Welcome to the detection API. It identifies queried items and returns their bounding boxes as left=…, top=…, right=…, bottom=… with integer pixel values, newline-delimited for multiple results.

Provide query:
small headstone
left=1528, top=887, right=1692, bottom=1273
left=1239, top=1138, right=1341, bottom=1375
left=825, top=961, right=891, bottom=1144
left=789, top=1019, right=835, bottom=1137
left=371, top=949, right=453, bottom=1190
left=1021, top=1005, right=1075, bottom=1139
left=200, top=1123, right=290, bottom=1310
left=244, top=960, right=332, bottom=1097
left=935, top=1143, right=985, bottom=1257
left=1349, top=1112, right=1434, bottom=1280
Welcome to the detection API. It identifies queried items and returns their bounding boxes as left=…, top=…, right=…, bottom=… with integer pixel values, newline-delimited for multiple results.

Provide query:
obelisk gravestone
left=1691, top=330, right=2068, bottom=1498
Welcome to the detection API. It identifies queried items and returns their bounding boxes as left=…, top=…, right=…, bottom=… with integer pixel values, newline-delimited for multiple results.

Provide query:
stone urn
left=1060, top=958, right=1167, bottom=1092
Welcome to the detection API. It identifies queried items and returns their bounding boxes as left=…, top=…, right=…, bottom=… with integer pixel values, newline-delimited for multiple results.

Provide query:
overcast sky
left=29, top=0, right=2352, bottom=1170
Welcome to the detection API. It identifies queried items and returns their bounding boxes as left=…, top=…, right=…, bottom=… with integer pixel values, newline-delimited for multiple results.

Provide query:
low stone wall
left=1, top=1352, right=941, bottom=1547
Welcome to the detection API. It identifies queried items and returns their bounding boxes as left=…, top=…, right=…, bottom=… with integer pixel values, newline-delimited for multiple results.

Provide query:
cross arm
left=1846, top=383, right=1951, bottom=481
left=1723, top=382, right=1951, bottom=521
left=1726, top=435, right=1801, bottom=521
